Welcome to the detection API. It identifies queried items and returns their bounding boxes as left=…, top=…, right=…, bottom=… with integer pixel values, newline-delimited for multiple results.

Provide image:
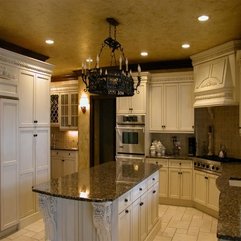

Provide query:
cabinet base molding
left=19, top=212, right=42, bottom=229
left=144, top=218, right=162, bottom=241
left=193, top=202, right=218, bottom=219
left=159, top=198, right=218, bottom=219
left=159, top=197, right=193, bottom=207
left=0, top=224, right=18, bottom=239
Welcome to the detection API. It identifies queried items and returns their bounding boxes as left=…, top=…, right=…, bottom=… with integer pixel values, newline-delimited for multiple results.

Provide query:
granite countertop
left=216, top=162, right=241, bottom=240
left=32, top=161, right=160, bottom=202
left=146, top=155, right=193, bottom=160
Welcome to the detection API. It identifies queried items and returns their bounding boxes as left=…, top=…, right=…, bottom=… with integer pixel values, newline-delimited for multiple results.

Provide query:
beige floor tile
left=161, top=227, right=176, bottom=237
left=176, top=228, right=188, bottom=234
left=188, top=226, right=199, bottom=236
left=172, top=233, right=197, bottom=241
left=153, top=236, right=172, bottom=241
left=197, top=232, right=218, bottom=241
left=31, top=231, right=45, bottom=240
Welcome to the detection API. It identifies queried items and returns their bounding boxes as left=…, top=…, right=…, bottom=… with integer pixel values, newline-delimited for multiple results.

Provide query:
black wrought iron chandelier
left=81, top=18, right=141, bottom=97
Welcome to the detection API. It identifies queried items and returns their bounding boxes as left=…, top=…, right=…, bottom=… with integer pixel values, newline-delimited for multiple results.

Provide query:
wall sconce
left=80, top=93, right=89, bottom=114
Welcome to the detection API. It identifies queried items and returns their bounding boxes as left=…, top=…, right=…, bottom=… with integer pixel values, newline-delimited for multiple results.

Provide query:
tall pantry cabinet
left=18, top=62, right=52, bottom=225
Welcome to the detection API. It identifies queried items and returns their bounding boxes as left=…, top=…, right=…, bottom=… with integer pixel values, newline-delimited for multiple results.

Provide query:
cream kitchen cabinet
left=50, top=80, right=79, bottom=130
left=19, top=69, right=50, bottom=128
left=51, top=150, right=78, bottom=178
left=116, top=82, right=147, bottom=114
left=146, top=158, right=169, bottom=198
left=193, top=170, right=220, bottom=212
left=19, top=128, right=50, bottom=219
left=150, top=72, right=194, bottom=133
left=118, top=171, right=159, bottom=241
left=0, top=99, right=19, bottom=231
left=59, top=92, right=78, bottom=130
left=168, top=159, right=193, bottom=200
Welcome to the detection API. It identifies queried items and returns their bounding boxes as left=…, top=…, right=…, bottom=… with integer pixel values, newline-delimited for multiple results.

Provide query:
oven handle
left=116, top=126, right=145, bottom=132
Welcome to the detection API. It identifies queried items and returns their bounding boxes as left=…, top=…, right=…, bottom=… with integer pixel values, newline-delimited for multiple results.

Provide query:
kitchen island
left=32, top=161, right=161, bottom=241
left=216, top=160, right=241, bottom=241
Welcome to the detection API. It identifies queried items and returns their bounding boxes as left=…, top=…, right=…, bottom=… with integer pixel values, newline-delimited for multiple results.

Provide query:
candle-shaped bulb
left=100, top=68, right=102, bottom=75
left=81, top=62, right=84, bottom=74
left=130, top=70, right=132, bottom=76
left=96, top=55, right=99, bottom=69
left=125, top=58, right=128, bottom=72
left=119, top=56, right=122, bottom=70
left=137, top=64, right=141, bottom=76
left=105, top=69, right=108, bottom=75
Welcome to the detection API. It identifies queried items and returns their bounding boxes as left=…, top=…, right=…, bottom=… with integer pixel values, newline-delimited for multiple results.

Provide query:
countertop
left=216, top=162, right=241, bottom=240
left=32, top=161, right=160, bottom=202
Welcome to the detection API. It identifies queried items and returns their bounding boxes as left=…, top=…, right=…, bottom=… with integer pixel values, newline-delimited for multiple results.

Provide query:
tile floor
left=1, top=205, right=218, bottom=241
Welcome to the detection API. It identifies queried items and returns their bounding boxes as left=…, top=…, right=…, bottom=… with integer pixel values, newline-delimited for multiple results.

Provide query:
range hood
left=191, top=40, right=241, bottom=108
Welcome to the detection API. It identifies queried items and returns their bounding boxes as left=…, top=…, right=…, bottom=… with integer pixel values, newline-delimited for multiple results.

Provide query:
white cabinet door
left=131, top=83, right=146, bottom=114
left=0, top=99, right=19, bottom=231
left=19, top=70, right=34, bottom=127
left=118, top=207, right=132, bottom=241
left=19, top=128, right=50, bottom=218
left=193, top=170, right=207, bottom=206
left=159, top=167, right=168, bottom=198
left=140, top=192, right=148, bottom=241
left=168, top=168, right=180, bottom=199
left=163, top=84, right=178, bottom=131
left=150, top=84, right=163, bottom=130
left=35, top=128, right=50, bottom=185
left=116, top=83, right=146, bottom=114
left=35, top=74, right=50, bottom=127
left=19, top=70, right=50, bottom=127
left=19, top=128, right=35, bottom=218
left=207, top=174, right=220, bottom=211
left=180, top=169, right=192, bottom=200
left=178, top=83, right=194, bottom=132
left=132, top=198, right=140, bottom=241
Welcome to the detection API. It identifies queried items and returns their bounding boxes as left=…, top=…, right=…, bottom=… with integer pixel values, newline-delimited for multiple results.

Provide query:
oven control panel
left=193, top=158, right=222, bottom=174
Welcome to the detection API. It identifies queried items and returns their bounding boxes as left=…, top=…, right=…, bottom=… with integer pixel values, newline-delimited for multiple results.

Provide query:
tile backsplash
left=51, top=127, right=78, bottom=149
left=195, top=106, right=241, bottom=158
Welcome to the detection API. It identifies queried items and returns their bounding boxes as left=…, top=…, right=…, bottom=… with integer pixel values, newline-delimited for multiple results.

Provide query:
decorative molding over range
left=191, top=40, right=241, bottom=65
left=0, top=65, right=18, bottom=80
left=0, top=48, right=53, bottom=75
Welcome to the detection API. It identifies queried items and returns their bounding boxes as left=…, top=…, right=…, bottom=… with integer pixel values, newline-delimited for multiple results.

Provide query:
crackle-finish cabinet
left=149, top=72, right=194, bottom=133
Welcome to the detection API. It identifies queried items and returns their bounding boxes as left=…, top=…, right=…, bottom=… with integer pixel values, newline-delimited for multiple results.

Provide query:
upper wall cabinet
left=191, top=40, right=241, bottom=108
left=19, top=70, right=51, bottom=128
left=50, top=80, right=79, bottom=130
left=116, top=73, right=150, bottom=114
left=149, top=71, right=194, bottom=133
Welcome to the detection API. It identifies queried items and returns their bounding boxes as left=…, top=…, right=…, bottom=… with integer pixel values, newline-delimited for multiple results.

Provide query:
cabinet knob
left=125, top=209, right=129, bottom=213
left=153, top=190, right=156, bottom=194
left=152, top=177, right=155, bottom=181
left=140, top=202, right=144, bottom=206
left=205, top=176, right=208, bottom=179
left=33, top=134, right=38, bottom=137
left=139, top=188, right=143, bottom=191
left=34, top=120, right=38, bottom=123
left=124, top=198, right=128, bottom=202
left=62, top=159, right=65, bottom=162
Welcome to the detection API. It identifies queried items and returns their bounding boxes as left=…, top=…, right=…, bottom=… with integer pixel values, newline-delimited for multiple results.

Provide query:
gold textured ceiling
left=1, top=0, right=241, bottom=76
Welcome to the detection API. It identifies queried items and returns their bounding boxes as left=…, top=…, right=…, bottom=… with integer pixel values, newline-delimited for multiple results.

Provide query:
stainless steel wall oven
left=116, top=115, right=145, bottom=156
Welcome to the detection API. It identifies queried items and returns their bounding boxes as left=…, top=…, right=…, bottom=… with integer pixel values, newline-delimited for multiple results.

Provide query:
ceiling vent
left=191, top=40, right=241, bottom=108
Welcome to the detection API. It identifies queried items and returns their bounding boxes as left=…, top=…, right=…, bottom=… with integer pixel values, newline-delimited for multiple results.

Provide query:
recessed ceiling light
left=45, top=39, right=54, bottom=45
left=182, top=43, right=190, bottom=49
left=140, top=51, right=148, bottom=57
left=198, top=15, right=209, bottom=22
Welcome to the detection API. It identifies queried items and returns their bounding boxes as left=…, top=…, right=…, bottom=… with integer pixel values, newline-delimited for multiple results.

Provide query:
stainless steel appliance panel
left=116, top=125, right=145, bottom=155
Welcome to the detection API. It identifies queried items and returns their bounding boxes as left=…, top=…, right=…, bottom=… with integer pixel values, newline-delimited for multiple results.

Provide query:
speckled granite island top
left=216, top=162, right=241, bottom=241
left=32, top=161, right=160, bottom=202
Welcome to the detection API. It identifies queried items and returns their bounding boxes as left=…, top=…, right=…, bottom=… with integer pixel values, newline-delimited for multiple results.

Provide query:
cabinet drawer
left=118, top=191, right=132, bottom=213
left=132, top=180, right=147, bottom=201
left=147, top=171, right=159, bottom=189
left=51, top=150, right=77, bottom=159
left=147, top=158, right=168, bottom=167
left=169, top=159, right=192, bottom=169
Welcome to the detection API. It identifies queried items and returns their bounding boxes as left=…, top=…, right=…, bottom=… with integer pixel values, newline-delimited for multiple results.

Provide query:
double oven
left=115, top=115, right=146, bottom=181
